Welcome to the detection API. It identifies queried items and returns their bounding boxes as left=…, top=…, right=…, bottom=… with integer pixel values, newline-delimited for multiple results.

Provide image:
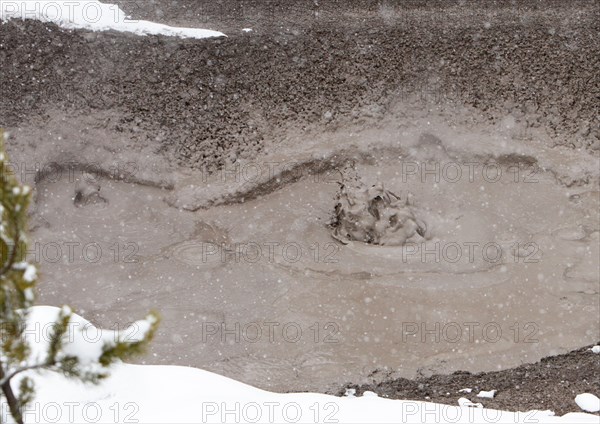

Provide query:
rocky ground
left=1, top=0, right=598, bottom=415
left=1, top=0, right=598, bottom=174
left=336, top=343, right=600, bottom=416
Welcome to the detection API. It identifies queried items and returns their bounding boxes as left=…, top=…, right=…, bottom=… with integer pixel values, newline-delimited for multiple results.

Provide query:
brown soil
left=335, top=343, right=600, bottom=416
left=1, top=0, right=599, bottom=174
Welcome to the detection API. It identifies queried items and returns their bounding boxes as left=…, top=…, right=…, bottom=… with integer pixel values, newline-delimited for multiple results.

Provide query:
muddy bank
left=336, top=343, right=600, bottom=416
left=1, top=0, right=599, bottom=176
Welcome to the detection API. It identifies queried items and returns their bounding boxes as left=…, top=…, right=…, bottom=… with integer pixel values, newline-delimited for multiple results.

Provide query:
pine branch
left=0, top=361, right=55, bottom=386
left=0, top=224, right=19, bottom=278
left=0, top=363, right=24, bottom=424
left=0, top=129, right=159, bottom=424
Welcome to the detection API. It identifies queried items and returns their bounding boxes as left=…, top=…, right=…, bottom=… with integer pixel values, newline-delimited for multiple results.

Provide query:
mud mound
left=331, top=167, right=427, bottom=245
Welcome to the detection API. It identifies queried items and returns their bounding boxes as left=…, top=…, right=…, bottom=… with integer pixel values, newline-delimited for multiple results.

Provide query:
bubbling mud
left=20, top=119, right=600, bottom=393
left=330, top=164, right=428, bottom=246
left=73, top=173, right=108, bottom=207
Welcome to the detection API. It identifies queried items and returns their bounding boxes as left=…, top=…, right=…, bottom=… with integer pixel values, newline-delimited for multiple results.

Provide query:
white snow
left=591, top=345, right=600, bottom=354
left=362, top=390, right=378, bottom=397
left=458, top=397, right=483, bottom=408
left=2, top=306, right=598, bottom=423
left=12, top=262, right=37, bottom=283
left=458, top=388, right=473, bottom=393
left=23, top=264, right=37, bottom=282
left=575, top=393, right=600, bottom=413
left=23, top=306, right=154, bottom=368
left=0, top=1, right=225, bottom=39
left=477, top=389, right=497, bottom=399
left=23, top=288, right=34, bottom=302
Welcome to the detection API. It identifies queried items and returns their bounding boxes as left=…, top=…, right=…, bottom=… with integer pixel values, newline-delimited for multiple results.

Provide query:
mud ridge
left=170, top=140, right=600, bottom=211
left=34, top=161, right=175, bottom=190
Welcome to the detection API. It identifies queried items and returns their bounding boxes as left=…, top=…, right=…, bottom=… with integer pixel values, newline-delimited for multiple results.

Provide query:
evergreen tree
left=0, top=130, right=159, bottom=424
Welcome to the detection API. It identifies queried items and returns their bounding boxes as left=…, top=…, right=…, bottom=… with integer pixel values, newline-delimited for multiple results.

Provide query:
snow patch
left=575, top=393, right=600, bottom=413
left=0, top=1, right=225, bottom=39
left=3, top=306, right=598, bottom=423
left=458, top=397, right=483, bottom=408
left=23, top=264, right=37, bottom=282
left=344, top=388, right=356, bottom=398
left=477, top=390, right=497, bottom=399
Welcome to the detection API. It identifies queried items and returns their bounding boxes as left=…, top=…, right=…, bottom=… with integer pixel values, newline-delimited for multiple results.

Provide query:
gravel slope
left=337, top=343, right=600, bottom=417
left=1, top=0, right=598, bottom=173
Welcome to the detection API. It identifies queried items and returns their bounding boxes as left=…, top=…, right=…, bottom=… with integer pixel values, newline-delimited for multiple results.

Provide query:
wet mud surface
left=1, top=0, right=599, bottom=415
left=21, top=118, right=600, bottom=403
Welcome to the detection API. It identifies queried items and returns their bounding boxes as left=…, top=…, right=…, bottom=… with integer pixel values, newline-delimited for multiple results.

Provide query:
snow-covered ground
left=0, top=0, right=225, bottom=38
left=3, top=306, right=597, bottom=424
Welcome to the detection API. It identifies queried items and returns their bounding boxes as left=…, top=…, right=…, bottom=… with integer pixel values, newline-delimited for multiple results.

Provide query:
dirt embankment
left=1, top=0, right=598, bottom=174
left=336, top=343, right=600, bottom=416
